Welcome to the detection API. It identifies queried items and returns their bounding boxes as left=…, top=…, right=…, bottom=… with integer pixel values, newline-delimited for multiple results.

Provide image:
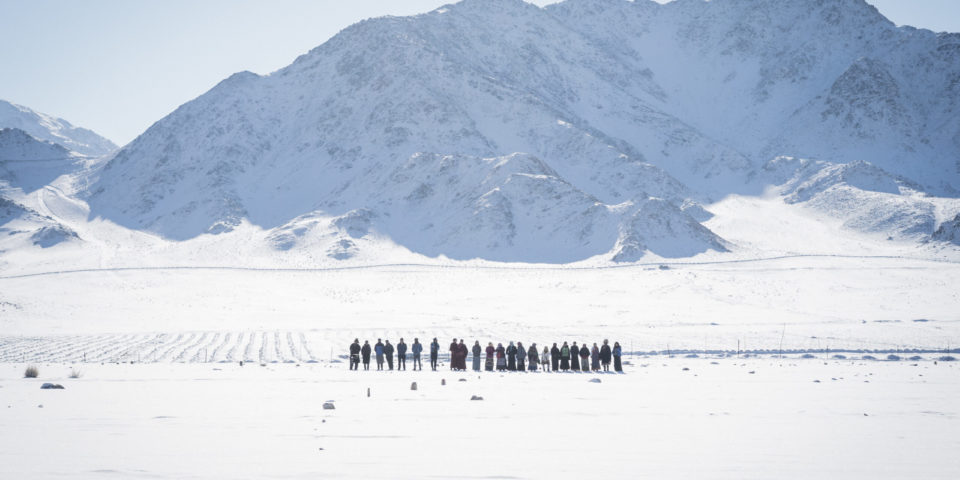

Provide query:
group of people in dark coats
left=350, top=338, right=426, bottom=371
left=349, top=338, right=624, bottom=372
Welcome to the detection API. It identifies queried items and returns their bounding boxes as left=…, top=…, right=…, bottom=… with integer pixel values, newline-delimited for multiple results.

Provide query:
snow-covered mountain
left=0, top=128, right=82, bottom=249
left=65, top=0, right=960, bottom=262
left=0, top=128, right=85, bottom=191
left=86, top=0, right=740, bottom=261
left=547, top=0, right=960, bottom=194
left=0, top=99, right=117, bottom=157
left=763, top=156, right=960, bottom=244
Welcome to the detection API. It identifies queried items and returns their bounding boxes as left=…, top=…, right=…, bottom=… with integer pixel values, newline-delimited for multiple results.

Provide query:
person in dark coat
left=397, top=338, right=407, bottom=371
left=580, top=343, right=590, bottom=372
left=600, top=339, right=612, bottom=372
left=375, top=339, right=385, bottom=370
left=516, top=341, right=526, bottom=371
left=412, top=338, right=423, bottom=371
left=349, top=339, right=361, bottom=370
left=527, top=343, right=538, bottom=371
left=384, top=340, right=395, bottom=370
left=570, top=342, right=580, bottom=371
left=449, top=339, right=458, bottom=370
left=613, top=342, right=623, bottom=372
left=551, top=343, right=561, bottom=371
left=506, top=342, right=517, bottom=371
left=485, top=342, right=495, bottom=371
left=457, top=339, right=469, bottom=370
left=560, top=342, right=570, bottom=371
left=496, top=343, right=506, bottom=371
left=361, top=340, right=372, bottom=370
left=591, top=343, right=600, bottom=371
left=472, top=341, right=482, bottom=372
left=430, top=338, right=440, bottom=371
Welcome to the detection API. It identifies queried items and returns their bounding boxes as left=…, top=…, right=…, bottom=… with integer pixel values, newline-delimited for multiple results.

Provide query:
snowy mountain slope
left=54, top=0, right=960, bottom=264
left=0, top=128, right=85, bottom=192
left=85, top=0, right=731, bottom=261
left=0, top=128, right=85, bottom=251
left=260, top=152, right=726, bottom=262
left=0, top=195, right=80, bottom=250
left=546, top=0, right=960, bottom=194
left=763, top=156, right=960, bottom=244
left=0, top=100, right=116, bottom=157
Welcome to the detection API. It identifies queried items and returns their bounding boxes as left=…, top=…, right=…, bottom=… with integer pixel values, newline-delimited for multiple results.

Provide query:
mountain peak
left=0, top=99, right=117, bottom=156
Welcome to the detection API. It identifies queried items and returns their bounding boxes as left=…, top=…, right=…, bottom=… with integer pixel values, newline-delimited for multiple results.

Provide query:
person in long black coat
left=613, top=342, right=623, bottom=372
left=560, top=342, right=570, bottom=371
left=551, top=343, right=561, bottom=371
left=361, top=340, right=372, bottom=370
left=384, top=340, right=395, bottom=370
left=506, top=342, right=517, bottom=371
left=430, top=338, right=440, bottom=371
left=600, top=339, right=612, bottom=372
left=516, top=341, right=526, bottom=371
left=349, top=339, right=361, bottom=370
left=457, top=339, right=469, bottom=370
left=472, top=341, right=482, bottom=371
left=397, top=338, right=407, bottom=371
left=580, top=344, right=590, bottom=372
left=570, top=342, right=580, bottom=371
left=449, top=339, right=459, bottom=370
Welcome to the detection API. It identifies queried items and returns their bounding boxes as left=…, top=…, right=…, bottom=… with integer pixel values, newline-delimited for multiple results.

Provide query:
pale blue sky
left=1, top=0, right=957, bottom=146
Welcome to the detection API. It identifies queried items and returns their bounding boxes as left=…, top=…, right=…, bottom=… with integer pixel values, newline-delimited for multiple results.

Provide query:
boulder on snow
left=40, top=383, right=64, bottom=390
left=322, top=402, right=335, bottom=410
left=470, top=395, right=484, bottom=401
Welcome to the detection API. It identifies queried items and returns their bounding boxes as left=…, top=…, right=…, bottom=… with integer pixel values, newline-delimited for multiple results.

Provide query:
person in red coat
left=449, top=338, right=458, bottom=370
left=485, top=342, right=495, bottom=371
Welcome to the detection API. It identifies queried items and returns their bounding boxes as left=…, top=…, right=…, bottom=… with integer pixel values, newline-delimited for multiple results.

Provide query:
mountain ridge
left=39, top=0, right=960, bottom=262
left=0, top=100, right=117, bottom=157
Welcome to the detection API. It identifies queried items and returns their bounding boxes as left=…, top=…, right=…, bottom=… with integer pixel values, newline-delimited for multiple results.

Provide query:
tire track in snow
left=207, top=332, right=232, bottom=362
left=242, top=331, right=259, bottom=362
left=298, top=332, right=318, bottom=362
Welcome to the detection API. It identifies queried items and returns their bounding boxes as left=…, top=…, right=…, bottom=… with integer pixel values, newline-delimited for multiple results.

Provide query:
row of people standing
left=349, top=338, right=426, bottom=371
left=349, top=338, right=623, bottom=372
left=479, top=340, right=622, bottom=372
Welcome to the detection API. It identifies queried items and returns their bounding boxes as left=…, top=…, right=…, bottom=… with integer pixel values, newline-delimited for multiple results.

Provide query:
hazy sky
left=1, top=0, right=958, bottom=146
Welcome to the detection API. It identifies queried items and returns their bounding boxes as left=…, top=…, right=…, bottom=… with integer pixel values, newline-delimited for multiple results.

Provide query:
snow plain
left=1, top=359, right=958, bottom=479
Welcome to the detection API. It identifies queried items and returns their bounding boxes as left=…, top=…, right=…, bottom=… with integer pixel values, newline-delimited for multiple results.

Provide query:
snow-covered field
left=1, top=254, right=959, bottom=358
left=2, top=358, right=958, bottom=479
